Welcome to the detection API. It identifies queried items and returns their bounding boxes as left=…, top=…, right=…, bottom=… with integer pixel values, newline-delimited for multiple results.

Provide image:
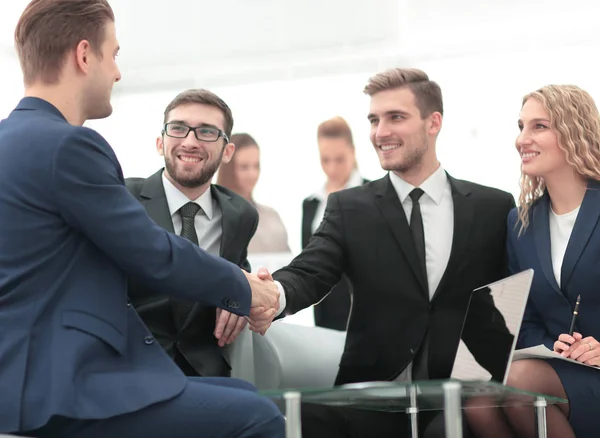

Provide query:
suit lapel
left=139, top=169, right=175, bottom=233
left=532, top=192, right=562, bottom=296
left=560, top=180, right=600, bottom=288
left=430, top=176, right=475, bottom=301
left=373, top=176, right=428, bottom=295
left=212, top=185, right=240, bottom=262
left=140, top=169, right=198, bottom=330
left=184, top=186, right=240, bottom=330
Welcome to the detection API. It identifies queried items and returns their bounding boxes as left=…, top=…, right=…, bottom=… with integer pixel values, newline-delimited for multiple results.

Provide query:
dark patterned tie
left=409, top=188, right=429, bottom=380
left=172, top=202, right=201, bottom=328
left=180, top=202, right=200, bottom=245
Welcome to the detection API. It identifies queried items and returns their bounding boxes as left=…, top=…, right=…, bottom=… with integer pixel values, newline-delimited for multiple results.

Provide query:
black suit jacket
left=126, top=169, right=258, bottom=377
left=301, top=178, right=370, bottom=330
left=274, top=173, right=515, bottom=385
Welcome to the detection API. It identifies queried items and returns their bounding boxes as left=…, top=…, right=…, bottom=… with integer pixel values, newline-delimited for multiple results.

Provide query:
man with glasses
left=126, top=89, right=260, bottom=378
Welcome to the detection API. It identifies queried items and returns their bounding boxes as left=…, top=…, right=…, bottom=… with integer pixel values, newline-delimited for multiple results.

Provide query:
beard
left=381, top=127, right=429, bottom=173
left=165, top=147, right=224, bottom=188
left=384, top=144, right=428, bottom=173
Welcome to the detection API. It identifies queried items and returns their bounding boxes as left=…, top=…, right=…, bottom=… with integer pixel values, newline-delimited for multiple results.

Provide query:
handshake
left=214, top=267, right=279, bottom=347
left=243, top=267, right=280, bottom=335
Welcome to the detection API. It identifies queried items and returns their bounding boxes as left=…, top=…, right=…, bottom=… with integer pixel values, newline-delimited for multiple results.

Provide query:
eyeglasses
left=163, top=122, right=229, bottom=143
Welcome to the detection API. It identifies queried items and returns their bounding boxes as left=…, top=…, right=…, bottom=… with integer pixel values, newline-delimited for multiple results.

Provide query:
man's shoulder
left=212, top=184, right=258, bottom=218
left=332, top=175, right=387, bottom=203
left=124, top=177, right=145, bottom=198
left=452, top=177, right=514, bottom=202
left=124, top=169, right=163, bottom=198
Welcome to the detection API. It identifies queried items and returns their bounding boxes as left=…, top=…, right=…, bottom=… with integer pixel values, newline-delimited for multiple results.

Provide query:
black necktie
left=409, top=188, right=427, bottom=291
left=409, top=188, right=429, bottom=380
left=172, top=202, right=201, bottom=328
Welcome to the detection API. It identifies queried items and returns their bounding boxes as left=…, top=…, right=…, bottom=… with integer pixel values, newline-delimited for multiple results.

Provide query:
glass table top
left=261, top=379, right=567, bottom=412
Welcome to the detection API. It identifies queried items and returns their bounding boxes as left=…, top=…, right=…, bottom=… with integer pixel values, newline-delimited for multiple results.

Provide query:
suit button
left=127, top=297, right=131, bottom=308
left=144, top=336, right=154, bottom=345
left=410, top=348, right=415, bottom=355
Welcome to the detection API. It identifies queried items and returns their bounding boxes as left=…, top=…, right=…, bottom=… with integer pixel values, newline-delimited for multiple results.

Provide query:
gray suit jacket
left=126, top=169, right=258, bottom=377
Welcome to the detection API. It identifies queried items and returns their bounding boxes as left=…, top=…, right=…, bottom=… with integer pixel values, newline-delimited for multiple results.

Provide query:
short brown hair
left=317, top=116, right=354, bottom=148
left=216, top=133, right=259, bottom=195
left=15, top=0, right=114, bottom=86
left=363, top=68, right=443, bottom=118
left=163, top=89, right=234, bottom=139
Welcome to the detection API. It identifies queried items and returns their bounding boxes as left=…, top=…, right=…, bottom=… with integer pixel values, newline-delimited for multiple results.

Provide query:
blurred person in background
left=302, top=116, right=369, bottom=330
left=217, top=133, right=291, bottom=254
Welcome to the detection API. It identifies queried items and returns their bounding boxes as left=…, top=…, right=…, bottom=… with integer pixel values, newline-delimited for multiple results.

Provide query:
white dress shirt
left=161, top=172, right=222, bottom=257
left=388, top=165, right=453, bottom=381
left=388, top=165, right=454, bottom=299
left=549, top=205, right=580, bottom=287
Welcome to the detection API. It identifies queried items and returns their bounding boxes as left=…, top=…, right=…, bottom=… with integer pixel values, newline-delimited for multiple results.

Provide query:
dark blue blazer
left=507, top=181, right=600, bottom=350
left=0, top=98, right=251, bottom=433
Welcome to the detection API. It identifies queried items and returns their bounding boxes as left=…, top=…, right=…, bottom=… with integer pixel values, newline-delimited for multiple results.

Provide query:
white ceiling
left=1, top=0, right=599, bottom=94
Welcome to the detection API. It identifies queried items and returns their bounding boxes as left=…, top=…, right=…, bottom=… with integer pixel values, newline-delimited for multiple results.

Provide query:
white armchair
left=230, top=321, right=346, bottom=390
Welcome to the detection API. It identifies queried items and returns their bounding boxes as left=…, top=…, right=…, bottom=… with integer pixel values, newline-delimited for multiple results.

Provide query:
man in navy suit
left=0, top=1, right=283, bottom=437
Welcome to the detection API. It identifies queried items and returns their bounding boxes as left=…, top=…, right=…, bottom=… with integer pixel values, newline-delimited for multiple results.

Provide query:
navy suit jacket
left=0, top=98, right=251, bottom=433
left=507, top=181, right=600, bottom=350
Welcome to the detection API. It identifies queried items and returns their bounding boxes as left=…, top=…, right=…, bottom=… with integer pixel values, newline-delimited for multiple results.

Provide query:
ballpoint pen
left=568, top=294, right=581, bottom=337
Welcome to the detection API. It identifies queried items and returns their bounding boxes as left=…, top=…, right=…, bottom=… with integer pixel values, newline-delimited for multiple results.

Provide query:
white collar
left=161, top=171, right=214, bottom=220
left=388, top=164, right=448, bottom=205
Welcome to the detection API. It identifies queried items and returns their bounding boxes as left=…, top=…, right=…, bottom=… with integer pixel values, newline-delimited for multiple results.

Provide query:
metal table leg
left=534, top=397, right=547, bottom=438
left=443, top=381, right=463, bottom=438
left=405, top=384, right=419, bottom=438
left=284, top=391, right=302, bottom=438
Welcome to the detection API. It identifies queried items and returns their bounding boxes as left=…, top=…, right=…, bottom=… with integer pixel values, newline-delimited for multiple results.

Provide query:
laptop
left=450, top=269, right=534, bottom=385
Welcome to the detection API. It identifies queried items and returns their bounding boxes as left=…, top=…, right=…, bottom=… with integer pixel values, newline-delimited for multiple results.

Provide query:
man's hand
left=256, top=267, right=273, bottom=282
left=214, top=308, right=248, bottom=347
left=243, top=268, right=279, bottom=335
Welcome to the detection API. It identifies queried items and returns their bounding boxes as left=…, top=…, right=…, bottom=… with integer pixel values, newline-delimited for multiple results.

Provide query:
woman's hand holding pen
left=554, top=332, right=600, bottom=365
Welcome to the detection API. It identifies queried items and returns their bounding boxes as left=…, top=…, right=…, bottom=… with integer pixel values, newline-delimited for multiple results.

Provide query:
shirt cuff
left=274, top=281, right=287, bottom=317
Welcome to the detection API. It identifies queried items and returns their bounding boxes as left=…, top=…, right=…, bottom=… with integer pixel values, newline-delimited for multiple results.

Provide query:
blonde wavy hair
left=517, top=85, right=600, bottom=234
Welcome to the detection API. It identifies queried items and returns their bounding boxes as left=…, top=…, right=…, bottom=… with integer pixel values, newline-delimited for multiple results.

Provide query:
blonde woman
left=467, top=85, right=600, bottom=438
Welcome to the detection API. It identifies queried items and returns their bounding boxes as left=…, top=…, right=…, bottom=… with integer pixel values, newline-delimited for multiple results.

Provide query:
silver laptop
left=450, top=269, right=534, bottom=385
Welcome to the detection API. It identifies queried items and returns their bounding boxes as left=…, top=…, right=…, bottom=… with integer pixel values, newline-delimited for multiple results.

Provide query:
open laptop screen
left=450, top=269, right=534, bottom=384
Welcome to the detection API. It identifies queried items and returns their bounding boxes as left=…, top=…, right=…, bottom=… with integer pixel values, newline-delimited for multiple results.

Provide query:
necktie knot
left=180, top=202, right=200, bottom=219
left=409, top=188, right=424, bottom=203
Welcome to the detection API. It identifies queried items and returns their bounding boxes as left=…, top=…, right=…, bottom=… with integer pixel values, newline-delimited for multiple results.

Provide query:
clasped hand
left=244, top=267, right=279, bottom=335
left=554, top=332, right=600, bottom=366
left=213, top=268, right=278, bottom=346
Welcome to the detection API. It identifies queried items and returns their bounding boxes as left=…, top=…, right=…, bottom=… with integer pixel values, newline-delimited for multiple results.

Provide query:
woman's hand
left=554, top=332, right=600, bottom=366
left=553, top=332, right=582, bottom=354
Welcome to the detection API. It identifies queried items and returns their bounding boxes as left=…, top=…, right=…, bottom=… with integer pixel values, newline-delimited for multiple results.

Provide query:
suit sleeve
left=273, top=193, right=346, bottom=315
left=506, top=210, right=555, bottom=350
left=52, top=128, right=251, bottom=316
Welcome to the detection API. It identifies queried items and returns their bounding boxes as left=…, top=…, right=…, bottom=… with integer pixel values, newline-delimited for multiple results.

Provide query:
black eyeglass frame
left=162, top=122, right=229, bottom=143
